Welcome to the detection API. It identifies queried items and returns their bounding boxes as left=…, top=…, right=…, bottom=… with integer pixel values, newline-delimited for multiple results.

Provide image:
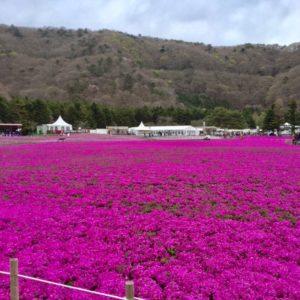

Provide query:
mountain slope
left=1, top=25, right=300, bottom=108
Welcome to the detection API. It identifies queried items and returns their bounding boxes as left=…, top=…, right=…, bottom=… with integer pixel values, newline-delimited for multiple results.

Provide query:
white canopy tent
left=129, top=122, right=199, bottom=137
left=37, top=115, right=72, bottom=135
left=128, top=122, right=150, bottom=135
left=137, top=121, right=148, bottom=131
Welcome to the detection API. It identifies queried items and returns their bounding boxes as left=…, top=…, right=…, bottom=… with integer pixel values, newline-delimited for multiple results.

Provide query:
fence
left=0, top=258, right=144, bottom=300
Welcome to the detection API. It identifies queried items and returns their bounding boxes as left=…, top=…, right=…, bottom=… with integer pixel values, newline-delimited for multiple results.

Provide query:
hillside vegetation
left=1, top=25, right=300, bottom=109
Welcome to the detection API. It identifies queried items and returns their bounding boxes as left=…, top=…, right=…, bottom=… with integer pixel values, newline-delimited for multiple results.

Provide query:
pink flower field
left=0, top=137, right=300, bottom=299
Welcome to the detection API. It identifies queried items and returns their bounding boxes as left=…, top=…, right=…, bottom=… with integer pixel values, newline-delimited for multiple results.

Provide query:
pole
left=125, top=280, right=134, bottom=300
left=10, top=258, right=19, bottom=300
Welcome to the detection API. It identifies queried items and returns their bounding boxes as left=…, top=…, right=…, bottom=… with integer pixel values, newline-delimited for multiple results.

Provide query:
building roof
left=137, top=121, right=148, bottom=130
left=47, top=115, right=71, bottom=127
left=148, top=125, right=196, bottom=131
left=129, top=123, right=197, bottom=132
left=0, top=123, right=22, bottom=126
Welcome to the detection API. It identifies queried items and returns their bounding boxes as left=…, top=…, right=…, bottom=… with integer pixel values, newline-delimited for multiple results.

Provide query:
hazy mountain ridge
left=1, top=25, right=300, bottom=109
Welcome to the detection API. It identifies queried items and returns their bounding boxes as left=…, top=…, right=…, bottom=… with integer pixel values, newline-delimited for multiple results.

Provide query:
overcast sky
left=1, top=0, right=300, bottom=46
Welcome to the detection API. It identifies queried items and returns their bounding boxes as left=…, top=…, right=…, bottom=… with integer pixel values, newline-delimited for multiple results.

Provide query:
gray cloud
left=0, top=0, right=300, bottom=45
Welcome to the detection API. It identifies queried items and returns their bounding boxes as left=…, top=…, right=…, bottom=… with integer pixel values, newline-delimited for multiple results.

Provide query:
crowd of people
left=1, top=131, right=21, bottom=136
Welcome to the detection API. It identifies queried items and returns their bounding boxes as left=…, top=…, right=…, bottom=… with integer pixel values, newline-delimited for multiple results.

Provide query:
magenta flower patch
left=0, top=137, right=299, bottom=299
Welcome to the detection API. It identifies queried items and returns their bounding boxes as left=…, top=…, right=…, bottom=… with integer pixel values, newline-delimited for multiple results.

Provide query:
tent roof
left=148, top=125, right=196, bottom=131
left=137, top=122, right=148, bottom=129
left=48, top=115, right=71, bottom=127
left=129, top=123, right=197, bottom=131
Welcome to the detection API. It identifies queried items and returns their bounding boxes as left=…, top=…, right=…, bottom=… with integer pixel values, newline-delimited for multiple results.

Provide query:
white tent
left=137, top=121, right=148, bottom=130
left=128, top=122, right=150, bottom=135
left=49, top=116, right=71, bottom=128
left=128, top=122, right=199, bottom=137
left=37, top=115, right=72, bottom=135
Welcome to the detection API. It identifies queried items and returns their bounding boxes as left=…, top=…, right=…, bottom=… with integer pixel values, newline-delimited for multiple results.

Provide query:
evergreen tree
left=150, top=106, right=163, bottom=124
left=103, top=106, right=114, bottom=125
left=242, top=107, right=256, bottom=128
left=65, top=102, right=82, bottom=128
left=47, top=102, right=67, bottom=122
left=287, top=100, right=297, bottom=133
left=134, top=106, right=152, bottom=124
left=8, top=98, right=29, bottom=123
left=263, top=104, right=280, bottom=131
left=0, top=97, right=9, bottom=122
left=96, top=106, right=107, bottom=128
left=31, top=99, right=51, bottom=124
left=114, top=107, right=136, bottom=126
left=206, top=107, right=247, bottom=128
left=173, top=107, right=193, bottom=124
left=89, top=103, right=107, bottom=128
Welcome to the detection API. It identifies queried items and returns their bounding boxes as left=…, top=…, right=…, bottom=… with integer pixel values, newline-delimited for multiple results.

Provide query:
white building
left=90, top=129, right=108, bottom=134
left=129, top=122, right=199, bottom=137
left=37, top=115, right=72, bottom=135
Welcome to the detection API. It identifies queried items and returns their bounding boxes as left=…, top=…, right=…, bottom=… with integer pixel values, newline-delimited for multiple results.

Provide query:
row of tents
left=34, top=117, right=299, bottom=137
left=128, top=122, right=200, bottom=136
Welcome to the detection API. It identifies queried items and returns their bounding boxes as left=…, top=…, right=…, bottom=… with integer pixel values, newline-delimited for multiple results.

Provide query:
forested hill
left=1, top=24, right=300, bottom=109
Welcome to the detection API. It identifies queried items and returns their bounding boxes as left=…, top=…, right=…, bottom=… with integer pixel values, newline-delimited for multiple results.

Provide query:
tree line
left=0, top=96, right=298, bottom=134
